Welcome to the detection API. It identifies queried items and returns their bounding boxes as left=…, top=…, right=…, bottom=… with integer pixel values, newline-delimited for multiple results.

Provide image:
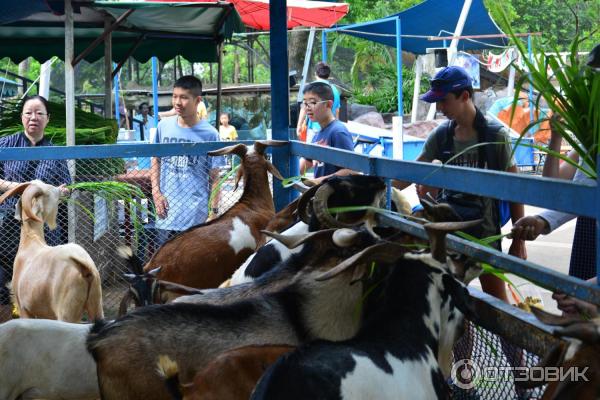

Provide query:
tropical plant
left=503, top=16, right=599, bottom=178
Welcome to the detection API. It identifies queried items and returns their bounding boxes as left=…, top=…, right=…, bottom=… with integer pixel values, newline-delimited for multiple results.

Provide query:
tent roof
left=334, top=0, right=507, bottom=54
left=0, top=1, right=244, bottom=63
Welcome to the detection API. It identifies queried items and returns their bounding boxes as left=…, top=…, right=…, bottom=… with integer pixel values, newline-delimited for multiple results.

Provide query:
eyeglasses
left=301, top=100, right=328, bottom=109
left=22, top=111, right=49, bottom=119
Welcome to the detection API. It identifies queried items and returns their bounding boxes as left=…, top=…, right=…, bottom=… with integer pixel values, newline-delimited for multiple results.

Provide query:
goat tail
left=156, top=355, right=184, bottom=400
left=116, top=245, right=145, bottom=275
left=70, top=255, right=105, bottom=320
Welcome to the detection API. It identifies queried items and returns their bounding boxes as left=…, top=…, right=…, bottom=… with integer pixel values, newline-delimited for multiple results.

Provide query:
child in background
left=219, top=112, right=238, bottom=141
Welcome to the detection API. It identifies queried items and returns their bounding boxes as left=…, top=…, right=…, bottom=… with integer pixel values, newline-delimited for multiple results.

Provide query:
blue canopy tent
left=322, top=0, right=508, bottom=159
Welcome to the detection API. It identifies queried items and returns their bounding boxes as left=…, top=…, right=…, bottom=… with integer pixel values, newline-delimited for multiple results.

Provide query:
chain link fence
left=0, top=149, right=556, bottom=399
left=0, top=152, right=247, bottom=319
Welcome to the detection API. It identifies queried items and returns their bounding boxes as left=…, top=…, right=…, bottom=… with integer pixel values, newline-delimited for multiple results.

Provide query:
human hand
left=508, top=239, right=527, bottom=260
left=552, top=292, right=598, bottom=318
left=510, top=216, right=547, bottom=241
left=153, top=192, right=169, bottom=219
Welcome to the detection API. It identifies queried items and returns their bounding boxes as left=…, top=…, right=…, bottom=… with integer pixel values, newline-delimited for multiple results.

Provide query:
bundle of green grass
left=0, top=99, right=118, bottom=145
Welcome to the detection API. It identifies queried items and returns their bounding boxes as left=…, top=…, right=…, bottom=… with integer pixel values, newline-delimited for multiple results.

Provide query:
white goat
left=0, top=180, right=103, bottom=322
left=0, top=319, right=99, bottom=400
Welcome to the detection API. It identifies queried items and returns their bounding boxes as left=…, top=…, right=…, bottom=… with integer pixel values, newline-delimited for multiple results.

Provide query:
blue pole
left=151, top=57, right=159, bottom=129
left=396, top=17, right=403, bottom=152
left=113, top=63, right=120, bottom=127
left=270, top=0, right=291, bottom=210
left=322, top=30, right=327, bottom=62
left=527, top=35, right=534, bottom=135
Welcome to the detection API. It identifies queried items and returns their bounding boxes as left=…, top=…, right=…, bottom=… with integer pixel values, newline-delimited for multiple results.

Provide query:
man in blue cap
left=394, top=65, right=526, bottom=303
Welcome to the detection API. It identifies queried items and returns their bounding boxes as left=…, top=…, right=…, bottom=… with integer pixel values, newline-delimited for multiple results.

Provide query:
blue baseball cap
left=420, top=66, right=473, bottom=103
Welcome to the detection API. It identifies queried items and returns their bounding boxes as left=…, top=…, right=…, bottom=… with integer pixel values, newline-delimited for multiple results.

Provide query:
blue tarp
left=336, top=0, right=507, bottom=54
left=0, top=0, right=64, bottom=25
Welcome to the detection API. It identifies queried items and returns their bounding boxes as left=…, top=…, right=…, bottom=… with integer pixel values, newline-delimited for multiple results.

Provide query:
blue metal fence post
left=322, top=30, right=327, bottom=62
left=152, top=57, right=159, bottom=129
left=113, top=63, right=120, bottom=127
left=395, top=17, right=403, bottom=158
left=270, top=0, right=291, bottom=210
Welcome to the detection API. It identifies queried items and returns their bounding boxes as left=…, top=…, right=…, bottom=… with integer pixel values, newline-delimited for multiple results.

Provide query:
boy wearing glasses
left=299, top=82, right=354, bottom=184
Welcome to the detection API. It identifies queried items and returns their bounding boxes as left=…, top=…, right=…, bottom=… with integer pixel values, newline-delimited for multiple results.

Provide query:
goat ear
left=0, top=182, right=32, bottom=205
left=443, top=274, right=476, bottom=320
left=158, top=281, right=204, bottom=296
left=234, top=164, right=244, bottom=191
left=209, top=143, right=247, bottom=157
left=254, top=140, right=287, bottom=155
left=266, top=161, right=285, bottom=181
left=316, top=242, right=405, bottom=282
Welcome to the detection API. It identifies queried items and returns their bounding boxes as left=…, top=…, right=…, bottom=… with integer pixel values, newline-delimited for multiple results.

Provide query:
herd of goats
left=0, top=141, right=598, bottom=399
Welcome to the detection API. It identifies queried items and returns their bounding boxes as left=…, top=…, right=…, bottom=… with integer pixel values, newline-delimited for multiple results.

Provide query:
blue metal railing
left=0, top=140, right=598, bottom=305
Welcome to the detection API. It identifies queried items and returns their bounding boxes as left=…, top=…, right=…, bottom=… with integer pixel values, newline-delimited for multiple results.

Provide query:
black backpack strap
left=474, top=108, right=505, bottom=171
left=435, top=120, right=455, bottom=163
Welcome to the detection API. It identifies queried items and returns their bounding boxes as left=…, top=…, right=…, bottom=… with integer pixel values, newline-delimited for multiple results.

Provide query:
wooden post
left=65, top=0, right=76, bottom=244
left=104, top=16, right=113, bottom=118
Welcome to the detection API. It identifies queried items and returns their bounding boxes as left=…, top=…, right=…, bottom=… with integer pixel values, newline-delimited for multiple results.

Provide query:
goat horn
left=424, top=220, right=482, bottom=263
left=21, top=184, right=45, bottom=223
left=234, top=165, right=244, bottom=191
left=313, top=184, right=356, bottom=229
left=332, top=228, right=360, bottom=247
left=208, top=143, right=247, bottom=157
left=530, top=306, right=586, bottom=327
left=118, top=289, right=136, bottom=317
left=266, top=161, right=285, bottom=181
left=316, top=242, right=406, bottom=281
left=514, top=342, right=568, bottom=389
left=261, top=228, right=336, bottom=249
left=0, top=182, right=33, bottom=205
left=254, top=140, right=287, bottom=155
left=555, top=322, right=600, bottom=343
left=296, top=184, right=321, bottom=224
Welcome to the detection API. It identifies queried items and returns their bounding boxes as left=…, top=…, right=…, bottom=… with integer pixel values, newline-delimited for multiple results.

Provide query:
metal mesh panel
left=450, top=321, right=546, bottom=400
left=0, top=154, right=253, bottom=320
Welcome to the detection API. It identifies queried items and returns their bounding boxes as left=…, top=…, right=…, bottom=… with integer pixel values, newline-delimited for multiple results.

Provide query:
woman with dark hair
left=0, top=95, right=71, bottom=321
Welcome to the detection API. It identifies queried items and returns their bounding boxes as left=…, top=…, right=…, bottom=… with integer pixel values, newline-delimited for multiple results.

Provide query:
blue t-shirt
left=153, top=116, right=224, bottom=231
left=311, top=120, right=354, bottom=178
left=307, top=79, right=341, bottom=133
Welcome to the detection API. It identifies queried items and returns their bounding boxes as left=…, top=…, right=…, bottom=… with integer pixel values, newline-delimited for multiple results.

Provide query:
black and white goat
left=87, top=226, right=389, bottom=400
left=227, top=175, right=386, bottom=286
left=251, top=221, right=480, bottom=400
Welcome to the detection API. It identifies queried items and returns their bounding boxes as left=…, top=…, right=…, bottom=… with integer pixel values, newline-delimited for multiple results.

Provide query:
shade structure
left=336, top=0, right=506, bottom=54
left=0, top=1, right=244, bottom=63
left=231, top=0, right=348, bottom=30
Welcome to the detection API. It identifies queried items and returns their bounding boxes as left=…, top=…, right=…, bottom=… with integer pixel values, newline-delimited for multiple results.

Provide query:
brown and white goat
left=87, top=227, right=389, bottom=400
left=157, top=345, right=295, bottom=400
left=0, top=181, right=103, bottom=322
left=142, top=141, right=285, bottom=289
left=516, top=307, right=600, bottom=399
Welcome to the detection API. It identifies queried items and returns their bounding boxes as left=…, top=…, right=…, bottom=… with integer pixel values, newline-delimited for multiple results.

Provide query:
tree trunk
left=247, top=37, right=254, bottom=83
left=134, top=60, right=140, bottom=84
left=233, top=46, right=240, bottom=84
left=177, top=56, right=183, bottom=78
left=18, top=58, right=30, bottom=95
left=288, top=28, right=309, bottom=80
left=209, top=62, right=214, bottom=84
